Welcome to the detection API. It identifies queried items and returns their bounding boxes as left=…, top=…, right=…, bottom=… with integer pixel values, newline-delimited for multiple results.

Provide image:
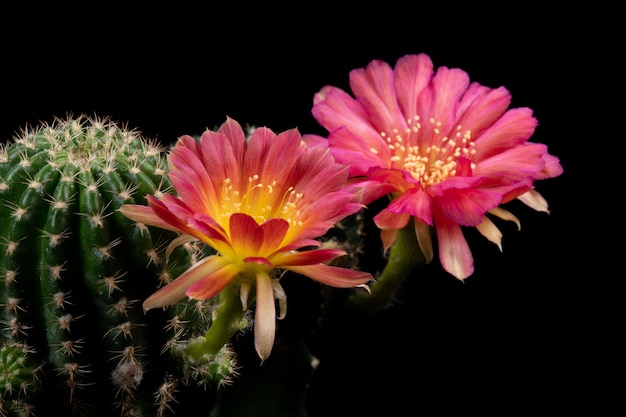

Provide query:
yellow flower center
left=374, top=115, right=476, bottom=187
left=220, top=175, right=304, bottom=226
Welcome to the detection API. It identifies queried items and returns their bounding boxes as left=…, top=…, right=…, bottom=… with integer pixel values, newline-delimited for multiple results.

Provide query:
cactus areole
left=0, top=115, right=234, bottom=417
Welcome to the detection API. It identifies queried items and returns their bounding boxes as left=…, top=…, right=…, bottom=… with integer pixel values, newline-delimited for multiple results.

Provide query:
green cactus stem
left=187, top=284, right=250, bottom=361
left=0, top=115, right=235, bottom=417
left=347, top=218, right=427, bottom=315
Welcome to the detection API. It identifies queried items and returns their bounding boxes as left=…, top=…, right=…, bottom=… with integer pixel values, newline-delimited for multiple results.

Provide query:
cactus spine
left=0, top=115, right=235, bottom=417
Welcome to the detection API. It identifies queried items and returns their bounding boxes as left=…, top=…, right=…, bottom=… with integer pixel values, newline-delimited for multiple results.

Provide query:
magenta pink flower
left=120, top=117, right=371, bottom=360
left=303, top=53, right=563, bottom=280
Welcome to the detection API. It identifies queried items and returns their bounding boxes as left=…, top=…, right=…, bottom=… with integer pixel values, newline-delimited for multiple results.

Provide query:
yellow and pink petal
left=143, top=255, right=236, bottom=311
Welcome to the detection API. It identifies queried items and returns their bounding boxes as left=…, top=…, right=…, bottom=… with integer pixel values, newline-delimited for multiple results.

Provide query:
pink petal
left=287, top=264, right=372, bottom=288
left=373, top=207, right=411, bottom=230
left=293, top=163, right=350, bottom=203
left=417, top=66, right=470, bottom=144
left=244, top=126, right=277, bottom=178
left=350, top=59, right=406, bottom=134
left=260, top=128, right=305, bottom=183
left=474, top=143, right=550, bottom=183
left=186, top=261, right=243, bottom=300
left=373, top=206, right=411, bottom=253
left=218, top=117, right=248, bottom=164
left=177, top=134, right=202, bottom=154
left=145, top=195, right=197, bottom=235
left=386, top=188, right=433, bottom=226
left=243, top=257, right=273, bottom=267
left=119, top=204, right=179, bottom=232
left=455, top=85, right=512, bottom=137
left=299, top=192, right=361, bottom=237
left=229, top=213, right=264, bottom=254
left=433, top=213, right=474, bottom=280
left=311, top=86, right=378, bottom=140
left=187, top=214, right=229, bottom=243
left=200, top=129, right=242, bottom=186
left=414, top=219, right=434, bottom=263
left=143, top=256, right=232, bottom=311
left=455, top=83, right=491, bottom=117
left=147, top=196, right=218, bottom=243
left=489, top=178, right=534, bottom=204
left=169, top=145, right=215, bottom=209
left=254, top=271, right=276, bottom=362
left=394, top=54, right=434, bottom=120
left=273, top=248, right=348, bottom=266
left=301, top=134, right=330, bottom=149
left=258, top=218, right=289, bottom=254
left=434, top=187, right=502, bottom=226
left=380, top=228, right=399, bottom=254
left=273, top=238, right=321, bottom=255
left=168, top=171, right=218, bottom=215
left=472, top=108, right=537, bottom=161
left=327, top=127, right=388, bottom=176
left=535, top=151, right=564, bottom=180
left=347, top=178, right=396, bottom=206
left=367, top=166, right=411, bottom=190
left=150, top=194, right=194, bottom=221
left=196, top=117, right=247, bottom=188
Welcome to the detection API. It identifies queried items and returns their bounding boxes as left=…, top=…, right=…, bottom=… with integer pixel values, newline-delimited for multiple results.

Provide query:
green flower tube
left=347, top=218, right=427, bottom=315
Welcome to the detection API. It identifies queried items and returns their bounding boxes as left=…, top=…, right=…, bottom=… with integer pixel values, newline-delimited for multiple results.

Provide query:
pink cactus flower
left=121, top=117, right=371, bottom=360
left=303, top=53, right=563, bottom=280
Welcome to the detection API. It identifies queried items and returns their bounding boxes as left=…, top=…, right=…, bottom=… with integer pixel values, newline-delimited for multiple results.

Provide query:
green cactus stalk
left=0, top=115, right=236, bottom=417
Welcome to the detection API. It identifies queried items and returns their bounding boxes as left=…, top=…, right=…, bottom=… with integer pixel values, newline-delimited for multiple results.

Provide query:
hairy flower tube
left=303, top=53, right=563, bottom=281
left=120, top=117, right=372, bottom=361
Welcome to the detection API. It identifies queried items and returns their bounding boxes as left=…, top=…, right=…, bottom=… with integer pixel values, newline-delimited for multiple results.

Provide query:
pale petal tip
left=142, top=301, right=154, bottom=314
left=254, top=338, right=273, bottom=364
left=358, top=283, right=371, bottom=294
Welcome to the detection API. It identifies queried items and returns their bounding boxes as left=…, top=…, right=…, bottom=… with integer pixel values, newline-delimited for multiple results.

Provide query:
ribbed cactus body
left=0, top=115, right=233, bottom=416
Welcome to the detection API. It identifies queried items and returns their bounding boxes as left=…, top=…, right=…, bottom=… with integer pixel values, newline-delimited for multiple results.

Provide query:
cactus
left=0, top=115, right=236, bottom=417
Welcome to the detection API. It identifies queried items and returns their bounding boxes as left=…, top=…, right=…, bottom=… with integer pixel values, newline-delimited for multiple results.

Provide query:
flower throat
left=220, top=175, right=303, bottom=225
left=375, top=115, right=477, bottom=187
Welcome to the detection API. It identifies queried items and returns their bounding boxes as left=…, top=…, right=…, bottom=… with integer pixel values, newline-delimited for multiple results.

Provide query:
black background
left=0, top=4, right=608, bottom=416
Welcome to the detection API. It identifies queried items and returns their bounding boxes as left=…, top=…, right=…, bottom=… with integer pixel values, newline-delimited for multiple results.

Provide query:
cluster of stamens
left=220, top=175, right=303, bottom=226
left=375, top=115, right=477, bottom=188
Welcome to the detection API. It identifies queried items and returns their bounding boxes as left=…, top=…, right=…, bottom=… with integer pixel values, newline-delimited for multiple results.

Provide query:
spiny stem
left=187, top=284, right=248, bottom=359
left=0, top=114, right=224, bottom=415
left=347, top=219, right=426, bottom=315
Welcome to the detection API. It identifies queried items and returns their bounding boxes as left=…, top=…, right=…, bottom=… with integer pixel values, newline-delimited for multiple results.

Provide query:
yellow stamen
left=220, top=176, right=303, bottom=226
left=375, top=116, right=476, bottom=188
